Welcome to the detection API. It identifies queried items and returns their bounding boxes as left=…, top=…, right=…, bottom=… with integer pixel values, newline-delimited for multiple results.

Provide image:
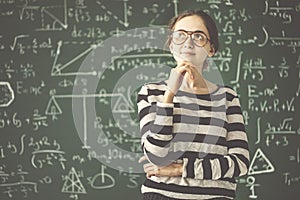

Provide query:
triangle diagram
left=45, top=96, right=62, bottom=116
left=39, top=0, right=68, bottom=30
left=62, top=167, right=86, bottom=194
left=96, top=1, right=129, bottom=27
left=248, top=148, right=275, bottom=175
left=112, top=94, right=135, bottom=113
left=51, top=41, right=97, bottom=76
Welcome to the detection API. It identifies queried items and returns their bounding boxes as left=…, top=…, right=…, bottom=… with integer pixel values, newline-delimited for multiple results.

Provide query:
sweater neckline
left=162, top=81, right=222, bottom=97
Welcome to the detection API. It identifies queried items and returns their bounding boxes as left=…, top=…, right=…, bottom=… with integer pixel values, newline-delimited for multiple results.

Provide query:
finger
left=147, top=172, right=155, bottom=178
left=138, top=155, right=148, bottom=163
left=184, top=62, right=197, bottom=68
left=178, top=61, right=196, bottom=68
left=146, top=168, right=160, bottom=178
left=144, top=163, right=159, bottom=172
left=180, top=65, right=194, bottom=80
left=143, top=163, right=157, bottom=173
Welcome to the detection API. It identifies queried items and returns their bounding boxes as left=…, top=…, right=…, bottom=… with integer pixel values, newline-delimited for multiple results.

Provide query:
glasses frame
left=170, top=29, right=211, bottom=47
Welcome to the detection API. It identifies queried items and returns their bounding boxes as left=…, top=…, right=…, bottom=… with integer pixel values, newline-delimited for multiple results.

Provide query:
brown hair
left=166, top=9, right=219, bottom=53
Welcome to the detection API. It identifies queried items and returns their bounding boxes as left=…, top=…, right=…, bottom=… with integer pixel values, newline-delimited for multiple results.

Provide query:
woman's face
left=169, top=15, right=213, bottom=69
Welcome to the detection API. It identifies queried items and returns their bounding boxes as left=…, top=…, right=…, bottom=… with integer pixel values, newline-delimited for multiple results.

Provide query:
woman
left=137, top=9, right=250, bottom=200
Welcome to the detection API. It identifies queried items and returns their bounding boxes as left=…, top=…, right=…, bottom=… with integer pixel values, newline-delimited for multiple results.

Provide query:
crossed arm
left=137, top=84, right=250, bottom=180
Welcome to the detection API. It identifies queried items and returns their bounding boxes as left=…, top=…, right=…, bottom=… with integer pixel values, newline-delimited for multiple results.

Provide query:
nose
left=183, top=35, right=194, bottom=48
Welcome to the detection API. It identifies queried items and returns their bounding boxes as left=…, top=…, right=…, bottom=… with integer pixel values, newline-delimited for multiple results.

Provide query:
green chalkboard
left=0, top=0, right=299, bottom=199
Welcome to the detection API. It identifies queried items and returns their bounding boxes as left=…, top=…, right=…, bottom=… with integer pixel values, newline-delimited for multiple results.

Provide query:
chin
left=174, top=55, right=192, bottom=63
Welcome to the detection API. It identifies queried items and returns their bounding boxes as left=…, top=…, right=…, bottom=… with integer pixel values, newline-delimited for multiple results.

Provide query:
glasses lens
left=192, top=32, right=207, bottom=47
left=172, top=31, right=187, bottom=44
left=172, top=31, right=208, bottom=47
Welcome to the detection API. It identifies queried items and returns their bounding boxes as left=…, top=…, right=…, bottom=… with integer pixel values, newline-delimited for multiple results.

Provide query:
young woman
left=137, top=9, right=250, bottom=200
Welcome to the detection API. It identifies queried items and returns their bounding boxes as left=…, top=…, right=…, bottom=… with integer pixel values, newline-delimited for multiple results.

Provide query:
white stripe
left=144, top=138, right=170, bottom=157
left=194, top=158, right=204, bottom=179
left=138, top=85, right=148, bottom=95
left=141, top=176, right=236, bottom=200
left=224, top=87, right=238, bottom=97
left=174, top=95, right=227, bottom=107
left=227, top=114, right=244, bottom=123
left=212, top=158, right=222, bottom=179
left=228, top=148, right=250, bottom=160
left=174, top=107, right=227, bottom=121
left=148, top=95, right=164, bottom=103
left=227, top=130, right=247, bottom=140
left=174, top=123, right=227, bottom=137
left=139, top=112, right=155, bottom=130
left=142, top=176, right=236, bottom=190
left=137, top=100, right=149, bottom=112
left=230, top=97, right=241, bottom=105
left=173, top=142, right=227, bottom=155
left=156, top=101, right=174, bottom=108
left=152, top=133, right=173, bottom=141
left=154, top=115, right=173, bottom=125
left=224, top=156, right=235, bottom=177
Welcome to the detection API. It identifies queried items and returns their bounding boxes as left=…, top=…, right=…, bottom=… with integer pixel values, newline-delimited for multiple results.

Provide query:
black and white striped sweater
left=137, top=81, right=250, bottom=200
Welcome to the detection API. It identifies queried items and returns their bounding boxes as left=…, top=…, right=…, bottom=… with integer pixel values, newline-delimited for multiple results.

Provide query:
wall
left=0, top=0, right=299, bottom=199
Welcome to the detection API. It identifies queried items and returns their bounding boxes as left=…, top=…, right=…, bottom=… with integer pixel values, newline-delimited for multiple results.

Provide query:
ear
left=208, top=45, right=215, bottom=57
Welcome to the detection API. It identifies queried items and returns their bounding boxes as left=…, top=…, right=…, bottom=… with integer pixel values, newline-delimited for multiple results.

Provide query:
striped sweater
left=137, top=81, right=250, bottom=200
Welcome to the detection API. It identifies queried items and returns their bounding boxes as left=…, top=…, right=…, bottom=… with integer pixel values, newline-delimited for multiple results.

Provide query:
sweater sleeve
left=182, top=91, right=250, bottom=180
left=137, top=84, right=175, bottom=166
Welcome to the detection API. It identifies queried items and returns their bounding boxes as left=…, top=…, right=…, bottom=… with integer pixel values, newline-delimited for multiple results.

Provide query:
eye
left=174, top=31, right=186, bottom=39
left=193, top=32, right=205, bottom=41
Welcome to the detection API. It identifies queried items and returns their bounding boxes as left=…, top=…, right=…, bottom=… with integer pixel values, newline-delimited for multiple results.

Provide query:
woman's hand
left=166, top=61, right=195, bottom=94
left=138, top=156, right=183, bottom=178
left=165, top=61, right=206, bottom=97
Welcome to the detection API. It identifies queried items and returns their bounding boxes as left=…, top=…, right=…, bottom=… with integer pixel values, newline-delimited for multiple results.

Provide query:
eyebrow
left=175, top=29, right=206, bottom=33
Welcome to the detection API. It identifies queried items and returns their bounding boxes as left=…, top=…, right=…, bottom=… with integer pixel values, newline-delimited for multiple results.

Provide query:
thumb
left=138, top=155, right=148, bottom=163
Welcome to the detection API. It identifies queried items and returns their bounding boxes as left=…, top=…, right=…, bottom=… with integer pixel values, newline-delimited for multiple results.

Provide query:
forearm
left=182, top=152, right=249, bottom=180
left=163, top=89, right=175, bottom=103
left=138, top=86, right=176, bottom=165
left=145, top=162, right=184, bottom=178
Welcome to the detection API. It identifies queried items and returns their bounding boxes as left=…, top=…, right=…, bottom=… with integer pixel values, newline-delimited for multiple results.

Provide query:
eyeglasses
left=170, top=29, right=211, bottom=47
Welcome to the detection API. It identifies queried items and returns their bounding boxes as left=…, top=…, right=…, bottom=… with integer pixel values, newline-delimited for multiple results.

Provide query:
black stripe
left=170, top=151, right=224, bottom=160
left=142, top=192, right=183, bottom=200
left=175, top=85, right=227, bottom=100
left=174, top=102, right=226, bottom=112
left=202, top=159, right=212, bottom=179
left=173, top=114, right=200, bottom=124
left=147, top=136, right=171, bottom=148
left=227, top=106, right=242, bottom=115
left=219, top=157, right=229, bottom=178
left=139, top=106, right=151, bottom=120
left=228, top=140, right=249, bottom=150
left=144, top=149, right=173, bottom=166
left=143, top=179, right=235, bottom=197
left=226, top=123, right=245, bottom=132
left=145, top=81, right=166, bottom=87
left=173, top=115, right=226, bottom=127
left=156, top=106, right=173, bottom=116
left=224, top=89, right=237, bottom=101
left=229, top=155, right=241, bottom=177
left=219, top=177, right=236, bottom=183
left=186, top=157, right=195, bottom=178
left=173, top=133, right=227, bottom=146
left=234, top=153, right=250, bottom=169
left=137, top=94, right=148, bottom=103
left=150, top=124, right=173, bottom=134
left=147, top=89, right=165, bottom=96
left=140, top=121, right=152, bottom=136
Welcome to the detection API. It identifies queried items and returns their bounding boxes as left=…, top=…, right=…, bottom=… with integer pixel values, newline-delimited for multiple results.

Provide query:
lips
left=180, top=51, right=195, bottom=55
